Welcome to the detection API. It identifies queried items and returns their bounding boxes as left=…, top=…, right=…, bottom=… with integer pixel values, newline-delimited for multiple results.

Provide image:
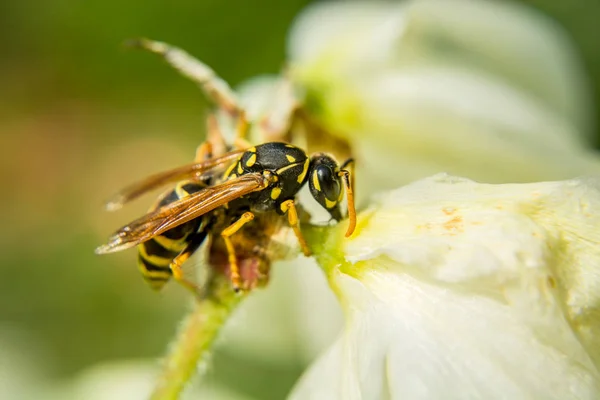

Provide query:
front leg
left=280, top=199, right=311, bottom=257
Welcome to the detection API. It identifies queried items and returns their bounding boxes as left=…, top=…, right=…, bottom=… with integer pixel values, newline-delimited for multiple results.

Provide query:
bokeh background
left=1, top=0, right=599, bottom=399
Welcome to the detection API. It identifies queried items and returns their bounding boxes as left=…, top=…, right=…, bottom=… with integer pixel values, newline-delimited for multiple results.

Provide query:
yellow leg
left=169, top=236, right=205, bottom=297
left=206, top=113, right=228, bottom=157
left=194, top=141, right=213, bottom=162
left=235, top=110, right=249, bottom=140
left=280, top=199, right=311, bottom=257
left=221, top=212, right=254, bottom=291
left=195, top=112, right=232, bottom=162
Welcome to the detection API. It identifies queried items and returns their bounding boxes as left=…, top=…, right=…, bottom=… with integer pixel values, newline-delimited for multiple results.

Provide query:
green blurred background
left=1, top=0, right=598, bottom=398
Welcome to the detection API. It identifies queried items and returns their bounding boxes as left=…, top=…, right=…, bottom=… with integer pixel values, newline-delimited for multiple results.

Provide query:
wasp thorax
left=308, top=154, right=344, bottom=221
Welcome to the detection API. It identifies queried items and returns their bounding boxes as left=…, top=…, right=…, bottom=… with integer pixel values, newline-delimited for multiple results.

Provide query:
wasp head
left=308, top=154, right=346, bottom=221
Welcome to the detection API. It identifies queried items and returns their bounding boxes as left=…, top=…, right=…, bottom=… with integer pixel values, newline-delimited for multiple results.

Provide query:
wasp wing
left=96, top=173, right=265, bottom=254
left=105, top=149, right=245, bottom=211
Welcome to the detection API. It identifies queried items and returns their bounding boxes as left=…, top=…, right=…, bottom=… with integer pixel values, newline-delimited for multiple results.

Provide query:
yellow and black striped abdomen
left=138, top=182, right=204, bottom=290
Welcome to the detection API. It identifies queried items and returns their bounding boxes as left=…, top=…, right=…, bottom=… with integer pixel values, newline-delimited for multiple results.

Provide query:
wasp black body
left=224, top=142, right=346, bottom=219
left=97, top=39, right=357, bottom=295
left=137, top=182, right=209, bottom=290
left=102, top=141, right=356, bottom=293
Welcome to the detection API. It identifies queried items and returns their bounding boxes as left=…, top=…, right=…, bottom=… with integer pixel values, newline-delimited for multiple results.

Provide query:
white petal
left=289, top=0, right=592, bottom=136
left=291, top=175, right=600, bottom=399
left=287, top=0, right=596, bottom=189
left=339, top=67, right=600, bottom=190
left=403, top=0, right=593, bottom=135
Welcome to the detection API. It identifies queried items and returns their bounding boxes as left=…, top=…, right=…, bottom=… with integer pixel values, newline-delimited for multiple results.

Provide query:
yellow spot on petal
left=442, top=207, right=456, bottom=216
left=443, top=216, right=464, bottom=235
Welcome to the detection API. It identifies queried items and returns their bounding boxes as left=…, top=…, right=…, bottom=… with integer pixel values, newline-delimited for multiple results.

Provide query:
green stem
left=150, top=276, right=245, bottom=400
left=303, top=224, right=345, bottom=279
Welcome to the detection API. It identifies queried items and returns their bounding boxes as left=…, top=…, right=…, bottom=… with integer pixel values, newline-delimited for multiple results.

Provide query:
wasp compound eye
left=316, top=165, right=341, bottom=203
left=308, top=155, right=344, bottom=221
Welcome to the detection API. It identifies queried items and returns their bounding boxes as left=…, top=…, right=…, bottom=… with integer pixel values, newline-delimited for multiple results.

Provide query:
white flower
left=286, top=0, right=598, bottom=189
left=290, top=174, right=600, bottom=399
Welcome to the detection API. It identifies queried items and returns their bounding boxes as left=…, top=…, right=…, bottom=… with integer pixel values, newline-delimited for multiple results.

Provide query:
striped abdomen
left=138, top=182, right=205, bottom=290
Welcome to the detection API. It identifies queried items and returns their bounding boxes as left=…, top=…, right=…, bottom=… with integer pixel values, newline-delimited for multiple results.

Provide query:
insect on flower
left=95, top=39, right=357, bottom=294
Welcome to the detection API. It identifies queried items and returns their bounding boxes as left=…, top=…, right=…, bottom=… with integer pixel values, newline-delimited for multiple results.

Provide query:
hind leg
left=169, top=232, right=208, bottom=297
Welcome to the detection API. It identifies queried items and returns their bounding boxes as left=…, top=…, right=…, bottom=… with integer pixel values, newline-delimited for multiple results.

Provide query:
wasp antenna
left=339, top=169, right=356, bottom=237
left=340, top=158, right=355, bottom=170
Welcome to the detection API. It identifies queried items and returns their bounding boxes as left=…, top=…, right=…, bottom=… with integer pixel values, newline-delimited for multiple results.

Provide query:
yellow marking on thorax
left=248, top=147, right=256, bottom=152
left=237, top=163, right=244, bottom=174
left=297, top=159, right=309, bottom=183
left=276, top=162, right=302, bottom=175
left=285, top=144, right=294, bottom=148
left=246, top=153, right=257, bottom=167
left=271, top=187, right=282, bottom=200
left=286, top=154, right=296, bottom=163
left=325, top=198, right=337, bottom=209
left=224, top=161, right=237, bottom=178
left=312, top=171, right=321, bottom=191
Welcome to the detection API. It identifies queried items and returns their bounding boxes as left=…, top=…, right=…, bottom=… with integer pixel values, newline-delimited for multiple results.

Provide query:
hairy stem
left=150, top=275, right=245, bottom=400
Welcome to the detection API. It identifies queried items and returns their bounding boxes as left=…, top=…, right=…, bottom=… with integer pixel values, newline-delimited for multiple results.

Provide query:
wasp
left=96, top=38, right=356, bottom=294
left=96, top=140, right=356, bottom=293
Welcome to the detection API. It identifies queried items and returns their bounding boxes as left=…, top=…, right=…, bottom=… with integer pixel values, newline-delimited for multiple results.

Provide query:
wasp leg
left=194, top=141, right=213, bottom=162
left=195, top=111, right=235, bottom=162
left=169, top=232, right=207, bottom=297
left=221, top=212, right=255, bottom=291
left=231, top=109, right=252, bottom=150
left=280, top=199, right=311, bottom=257
left=126, top=38, right=242, bottom=117
left=206, top=113, right=228, bottom=156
